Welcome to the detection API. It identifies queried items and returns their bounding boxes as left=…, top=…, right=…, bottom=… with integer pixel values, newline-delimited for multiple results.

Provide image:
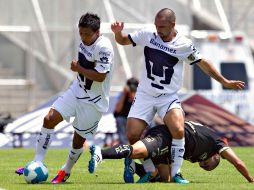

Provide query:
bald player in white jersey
left=111, top=8, right=245, bottom=184
left=15, top=13, right=114, bottom=184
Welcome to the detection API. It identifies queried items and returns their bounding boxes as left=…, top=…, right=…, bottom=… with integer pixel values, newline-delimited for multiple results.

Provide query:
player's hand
left=223, top=79, right=245, bottom=90
left=70, top=59, right=80, bottom=72
left=111, top=21, right=124, bottom=34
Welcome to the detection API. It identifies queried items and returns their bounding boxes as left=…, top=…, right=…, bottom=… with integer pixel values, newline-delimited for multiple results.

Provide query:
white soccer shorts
left=128, top=90, right=183, bottom=125
left=52, top=88, right=102, bottom=138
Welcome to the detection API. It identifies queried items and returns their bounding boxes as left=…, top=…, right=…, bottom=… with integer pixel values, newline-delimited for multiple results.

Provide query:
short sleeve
left=183, top=43, right=202, bottom=65
left=215, top=137, right=230, bottom=154
left=128, top=28, right=150, bottom=47
left=94, top=47, right=113, bottom=73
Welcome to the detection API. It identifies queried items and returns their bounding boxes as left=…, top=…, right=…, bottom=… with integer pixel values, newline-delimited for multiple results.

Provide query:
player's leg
left=126, top=90, right=155, bottom=145
left=15, top=108, right=62, bottom=175
left=136, top=129, right=170, bottom=183
left=54, top=102, right=102, bottom=183
left=126, top=91, right=157, bottom=182
left=164, top=108, right=189, bottom=184
left=101, top=140, right=149, bottom=159
left=51, top=131, right=85, bottom=184
left=88, top=140, right=148, bottom=172
left=126, top=118, right=147, bottom=144
left=15, top=108, right=63, bottom=175
left=157, top=94, right=189, bottom=184
left=33, top=89, right=77, bottom=165
left=155, top=164, right=170, bottom=182
left=126, top=118, right=156, bottom=180
left=33, top=108, right=63, bottom=162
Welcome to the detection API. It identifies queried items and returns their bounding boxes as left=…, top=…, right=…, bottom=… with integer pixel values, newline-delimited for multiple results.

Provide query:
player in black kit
left=88, top=121, right=254, bottom=183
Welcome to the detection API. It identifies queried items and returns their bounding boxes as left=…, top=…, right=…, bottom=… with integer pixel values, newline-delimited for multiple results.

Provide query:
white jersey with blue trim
left=70, top=35, right=114, bottom=113
left=128, top=27, right=202, bottom=96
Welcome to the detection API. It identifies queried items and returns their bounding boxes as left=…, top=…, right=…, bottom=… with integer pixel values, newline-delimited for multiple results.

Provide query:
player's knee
left=43, top=109, right=63, bottom=128
left=43, top=114, right=59, bottom=129
left=126, top=131, right=140, bottom=145
left=170, top=125, right=184, bottom=138
left=131, top=148, right=146, bottom=158
left=72, top=132, right=85, bottom=149
left=43, top=115, right=54, bottom=128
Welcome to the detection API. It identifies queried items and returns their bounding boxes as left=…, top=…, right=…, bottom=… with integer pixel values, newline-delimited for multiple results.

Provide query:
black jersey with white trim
left=145, top=121, right=228, bottom=163
left=183, top=121, right=228, bottom=162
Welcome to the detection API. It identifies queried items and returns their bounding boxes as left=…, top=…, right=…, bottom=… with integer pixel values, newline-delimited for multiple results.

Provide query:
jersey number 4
left=144, top=47, right=178, bottom=89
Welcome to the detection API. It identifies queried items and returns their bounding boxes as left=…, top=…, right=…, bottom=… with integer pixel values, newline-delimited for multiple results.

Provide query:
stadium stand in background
left=0, top=0, right=253, bottom=117
left=0, top=0, right=254, bottom=147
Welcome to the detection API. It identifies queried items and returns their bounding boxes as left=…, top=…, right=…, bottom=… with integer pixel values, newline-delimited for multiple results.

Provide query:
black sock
left=101, top=144, right=133, bottom=159
left=135, top=162, right=146, bottom=177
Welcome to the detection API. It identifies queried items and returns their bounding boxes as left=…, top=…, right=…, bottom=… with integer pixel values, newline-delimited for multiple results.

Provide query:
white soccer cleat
left=88, top=145, right=102, bottom=173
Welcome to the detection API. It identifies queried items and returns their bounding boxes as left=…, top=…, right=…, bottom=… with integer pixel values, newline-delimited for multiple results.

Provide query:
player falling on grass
left=88, top=121, right=254, bottom=183
left=111, top=8, right=245, bottom=184
left=15, top=12, right=114, bottom=184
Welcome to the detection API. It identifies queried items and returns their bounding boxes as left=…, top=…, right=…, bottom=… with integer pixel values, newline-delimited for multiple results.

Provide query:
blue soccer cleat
left=172, top=173, right=190, bottom=184
left=15, top=167, right=24, bottom=175
left=88, top=145, right=102, bottom=173
left=123, top=158, right=134, bottom=183
left=137, top=172, right=152, bottom=183
left=137, top=171, right=160, bottom=183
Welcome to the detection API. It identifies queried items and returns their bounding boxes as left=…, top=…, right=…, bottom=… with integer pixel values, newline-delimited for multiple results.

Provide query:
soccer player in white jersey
left=15, top=13, right=114, bottom=184
left=110, top=8, right=245, bottom=183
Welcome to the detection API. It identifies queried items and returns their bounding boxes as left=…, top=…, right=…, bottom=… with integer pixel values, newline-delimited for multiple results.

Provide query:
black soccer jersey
left=143, top=121, right=228, bottom=164
left=183, top=121, right=228, bottom=162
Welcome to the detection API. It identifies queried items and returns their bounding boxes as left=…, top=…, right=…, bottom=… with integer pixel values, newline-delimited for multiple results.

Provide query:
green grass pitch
left=0, top=147, right=253, bottom=190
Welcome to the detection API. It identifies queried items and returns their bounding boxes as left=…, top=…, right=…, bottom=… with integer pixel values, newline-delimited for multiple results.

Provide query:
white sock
left=140, top=158, right=156, bottom=173
left=33, top=127, right=54, bottom=162
left=62, top=147, right=84, bottom=173
left=171, top=138, right=185, bottom=177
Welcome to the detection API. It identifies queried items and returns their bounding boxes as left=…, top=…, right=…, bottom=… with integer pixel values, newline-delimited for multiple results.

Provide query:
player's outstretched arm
left=197, top=59, right=245, bottom=90
left=220, top=148, right=254, bottom=183
left=111, top=21, right=132, bottom=45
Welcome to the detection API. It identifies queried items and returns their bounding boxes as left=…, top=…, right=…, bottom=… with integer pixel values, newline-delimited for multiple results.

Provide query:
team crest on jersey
left=187, top=53, right=196, bottom=61
left=199, top=152, right=208, bottom=160
left=100, top=56, right=109, bottom=63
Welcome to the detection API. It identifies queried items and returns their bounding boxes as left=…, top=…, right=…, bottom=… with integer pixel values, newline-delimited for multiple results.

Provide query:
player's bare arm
left=71, top=59, right=106, bottom=82
left=197, top=59, right=245, bottom=90
left=111, top=21, right=132, bottom=45
left=220, top=148, right=254, bottom=183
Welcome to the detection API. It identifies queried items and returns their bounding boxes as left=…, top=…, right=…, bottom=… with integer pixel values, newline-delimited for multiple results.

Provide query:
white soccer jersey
left=70, top=35, right=114, bottom=113
left=128, top=27, right=202, bottom=96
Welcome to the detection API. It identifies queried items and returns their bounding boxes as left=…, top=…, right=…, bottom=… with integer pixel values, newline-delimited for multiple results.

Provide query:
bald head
left=154, top=8, right=177, bottom=41
left=156, top=8, right=176, bottom=23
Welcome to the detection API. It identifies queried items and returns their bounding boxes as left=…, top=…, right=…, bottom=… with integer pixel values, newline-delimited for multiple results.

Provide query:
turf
left=0, top=147, right=253, bottom=190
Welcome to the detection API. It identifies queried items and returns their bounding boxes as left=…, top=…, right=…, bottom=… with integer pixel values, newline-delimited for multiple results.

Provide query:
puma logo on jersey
left=99, top=56, right=109, bottom=63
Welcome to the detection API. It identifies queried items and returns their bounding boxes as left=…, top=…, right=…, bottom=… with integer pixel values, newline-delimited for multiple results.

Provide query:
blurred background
left=0, top=0, right=254, bottom=148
